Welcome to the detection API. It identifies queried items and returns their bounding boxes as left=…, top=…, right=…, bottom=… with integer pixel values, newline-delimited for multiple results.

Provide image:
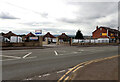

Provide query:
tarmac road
left=2, top=46, right=118, bottom=80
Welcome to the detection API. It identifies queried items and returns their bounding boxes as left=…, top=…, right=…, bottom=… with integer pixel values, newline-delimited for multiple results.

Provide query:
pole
left=117, top=27, right=119, bottom=43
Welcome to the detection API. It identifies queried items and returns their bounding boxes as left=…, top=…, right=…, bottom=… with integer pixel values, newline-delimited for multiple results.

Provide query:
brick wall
left=92, top=27, right=108, bottom=38
left=2, top=42, right=42, bottom=47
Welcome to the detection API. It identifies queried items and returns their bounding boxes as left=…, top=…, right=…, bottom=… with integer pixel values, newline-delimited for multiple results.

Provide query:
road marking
left=78, top=49, right=84, bottom=51
left=23, top=52, right=32, bottom=58
left=0, top=56, right=36, bottom=62
left=43, top=74, right=50, bottom=77
left=57, top=62, right=87, bottom=82
left=0, top=58, right=20, bottom=61
left=54, top=51, right=58, bottom=55
left=68, top=68, right=72, bottom=70
left=25, top=78, right=32, bottom=80
left=57, top=70, right=65, bottom=73
left=38, top=75, right=41, bottom=78
left=63, top=76, right=69, bottom=82
left=73, top=66, right=83, bottom=73
left=0, top=55, right=21, bottom=59
left=24, top=56, right=37, bottom=59
left=58, top=55, right=120, bottom=82
left=73, top=52, right=78, bottom=54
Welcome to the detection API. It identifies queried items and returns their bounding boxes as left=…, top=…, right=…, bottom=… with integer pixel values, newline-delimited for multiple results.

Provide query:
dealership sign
left=35, top=30, right=42, bottom=34
left=29, top=37, right=38, bottom=40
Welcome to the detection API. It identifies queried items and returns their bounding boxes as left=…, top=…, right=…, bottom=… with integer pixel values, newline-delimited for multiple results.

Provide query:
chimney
left=96, top=26, right=98, bottom=30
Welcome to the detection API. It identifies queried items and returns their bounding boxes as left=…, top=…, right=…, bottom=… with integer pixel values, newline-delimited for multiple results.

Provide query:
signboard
left=111, top=33, right=113, bottom=36
left=29, top=37, right=38, bottom=40
left=102, top=33, right=107, bottom=36
left=35, top=30, right=42, bottom=34
left=111, top=37, right=115, bottom=39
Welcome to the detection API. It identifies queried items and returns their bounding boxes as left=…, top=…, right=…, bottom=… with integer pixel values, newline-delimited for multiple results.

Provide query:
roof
left=100, top=26, right=119, bottom=33
left=43, top=32, right=56, bottom=38
left=93, top=26, right=120, bottom=33
left=3, top=31, right=17, bottom=39
left=25, top=32, right=35, bottom=38
left=58, top=33, right=70, bottom=39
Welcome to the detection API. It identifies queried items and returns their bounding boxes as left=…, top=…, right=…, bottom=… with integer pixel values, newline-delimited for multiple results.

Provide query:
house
left=18, top=34, right=26, bottom=42
left=92, top=26, right=120, bottom=42
left=92, top=26, right=120, bottom=39
left=25, top=32, right=36, bottom=42
left=43, top=32, right=56, bottom=43
left=3, top=31, right=17, bottom=39
left=58, top=33, right=70, bottom=42
left=2, top=31, right=22, bottom=43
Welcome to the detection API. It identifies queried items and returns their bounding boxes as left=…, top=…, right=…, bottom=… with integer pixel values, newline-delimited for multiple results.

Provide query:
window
left=100, top=28, right=102, bottom=30
left=100, top=33, right=102, bottom=36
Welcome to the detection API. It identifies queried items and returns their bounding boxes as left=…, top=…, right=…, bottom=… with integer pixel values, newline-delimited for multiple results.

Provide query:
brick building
left=92, top=26, right=120, bottom=39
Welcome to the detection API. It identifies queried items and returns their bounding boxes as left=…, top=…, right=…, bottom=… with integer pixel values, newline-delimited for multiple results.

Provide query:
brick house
left=92, top=26, right=120, bottom=40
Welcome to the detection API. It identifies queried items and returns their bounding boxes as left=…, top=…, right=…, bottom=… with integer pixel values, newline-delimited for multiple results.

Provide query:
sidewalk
left=72, top=57, right=118, bottom=80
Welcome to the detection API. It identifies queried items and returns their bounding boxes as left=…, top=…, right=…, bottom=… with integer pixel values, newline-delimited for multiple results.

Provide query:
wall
left=2, top=42, right=42, bottom=47
left=92, top=28, right=108, bottom=38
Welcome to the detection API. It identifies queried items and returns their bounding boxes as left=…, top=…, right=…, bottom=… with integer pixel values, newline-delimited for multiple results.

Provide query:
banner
left=29, top=37, right=38, bottom=40
left=102, top=33, right=107, bottom=36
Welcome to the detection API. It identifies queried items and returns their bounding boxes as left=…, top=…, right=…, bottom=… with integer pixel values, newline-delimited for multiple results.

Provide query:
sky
left=0, top=0, right=119, bottom=36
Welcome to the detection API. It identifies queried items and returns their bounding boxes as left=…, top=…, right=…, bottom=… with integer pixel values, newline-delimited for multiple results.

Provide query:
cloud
left=21, top=21, right=53, bottom=26
left=0, top=12, right=19, bottom=19
left=0, top=1, right=118, bottom=35
left=40, top=12, right=48, bottom=18
left=57, top=2, right=118, bottom=30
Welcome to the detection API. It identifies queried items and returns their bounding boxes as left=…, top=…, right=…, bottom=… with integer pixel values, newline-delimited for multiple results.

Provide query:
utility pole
left=117, top=27, right=119, bottom=43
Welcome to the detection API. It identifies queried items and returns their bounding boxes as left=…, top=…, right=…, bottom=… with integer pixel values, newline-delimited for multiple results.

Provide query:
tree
left=75, top=30, right=84, bottom=42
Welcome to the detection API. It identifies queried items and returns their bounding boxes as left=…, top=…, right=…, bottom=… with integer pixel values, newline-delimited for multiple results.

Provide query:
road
left=2, top=45, right=118, bottom=80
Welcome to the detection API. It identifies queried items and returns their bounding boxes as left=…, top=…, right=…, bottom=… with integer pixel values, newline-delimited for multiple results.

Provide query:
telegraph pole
left=117, top=27, right=119, bottom=43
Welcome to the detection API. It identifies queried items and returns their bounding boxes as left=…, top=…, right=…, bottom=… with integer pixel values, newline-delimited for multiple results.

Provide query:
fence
left=72, top=38, right=115, bottom=43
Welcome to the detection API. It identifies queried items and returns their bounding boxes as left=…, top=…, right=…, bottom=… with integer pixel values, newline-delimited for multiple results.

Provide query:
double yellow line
left=58, top=55, right=119, bottom=82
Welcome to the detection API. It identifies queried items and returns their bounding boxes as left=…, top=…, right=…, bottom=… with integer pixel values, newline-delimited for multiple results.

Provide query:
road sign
left=35, top=30, right=42, bottom=34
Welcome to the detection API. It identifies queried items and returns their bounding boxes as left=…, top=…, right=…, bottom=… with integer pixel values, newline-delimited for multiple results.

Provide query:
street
left=2, top=46, right=118, bottom=80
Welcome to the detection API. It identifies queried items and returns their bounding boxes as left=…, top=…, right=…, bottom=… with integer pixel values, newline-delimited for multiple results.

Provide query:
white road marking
left=57, top=70, right=65, bottom=73
left=43, top=74, right=50, bottom=77
left=38, top=75, right=41, bottom=78
left=78, top=49, right=84, bottom=51
left=0, top=58, right=20, bottom=61
left=73, top=52, right=78, bottom=54
left=25, top=78, right=32, bottom=80
left=0, top=56, right=36, bottom=62
left=54, top=51, right=58, bottom=55
left=68, top=68, right=72, bottom=70
left=24, top=56, right=36, bottom=59
left=0, top=55, right=21, bottom=59
left=81, top=49, right=84, bottom=51
left=23, top=52, right=32, bottom=58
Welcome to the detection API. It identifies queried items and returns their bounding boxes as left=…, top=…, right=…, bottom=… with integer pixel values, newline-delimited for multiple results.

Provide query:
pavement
left=1, top=45, right=118, bottom=80
left=71, top=57, right=118, bottom=80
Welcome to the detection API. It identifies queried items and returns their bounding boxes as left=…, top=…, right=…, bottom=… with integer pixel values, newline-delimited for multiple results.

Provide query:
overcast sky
left=0, top=0, right=119, bottom=35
